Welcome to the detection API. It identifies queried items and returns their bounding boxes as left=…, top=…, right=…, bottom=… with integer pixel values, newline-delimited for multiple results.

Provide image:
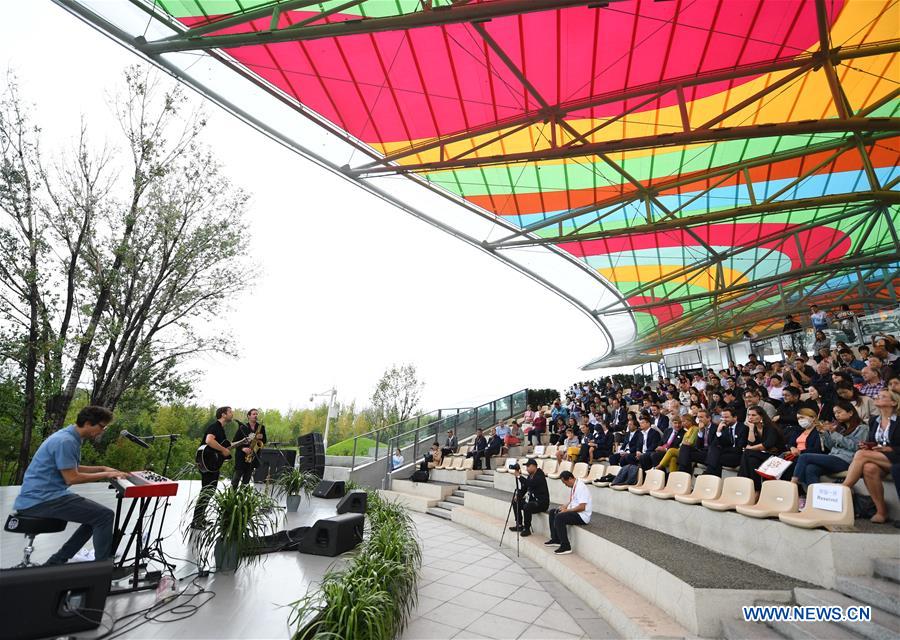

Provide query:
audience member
left=842, top=389, right=900, bottom=523
left=791, top=401, right=865, bottom=497
left=738, top=407, right=785, bottom=491
left=544, top=470, right=591, bottom=555
left=510, top=458, right=549, bottom=537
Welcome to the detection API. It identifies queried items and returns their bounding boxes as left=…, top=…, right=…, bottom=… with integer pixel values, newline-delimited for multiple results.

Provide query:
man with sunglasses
left=13, top=405, right=126, bottom=564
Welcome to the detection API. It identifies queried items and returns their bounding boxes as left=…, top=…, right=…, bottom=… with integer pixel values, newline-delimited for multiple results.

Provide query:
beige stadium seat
left=456, top=446, right=470, bottom=458
left=585, top=463, right=607, bottom=484
left=778, top=484, right=854, bottom=529
left=571, top=462, right=589, bottom=479
left=533, top=445, right=546, bottom=458
left=494, top=457, right=518, bottom=474
left=675, top=474, right=722, bottom=505
left=702, top=477, right=756, bottom=511
left=461, top=457, right=474, bottom=471
left=542, top=459, right=559, bottom=476
left=736, top=480, right=799, bottom=518
left=629, top=468, right=666, bottom=495
left=548, top=461, right=573, bottom=480
left=612, top=467, right=643, bottom=491
left=650, top=471, right=693, bottom=499
left=437, top=455, right=454, bottom=469
left=541, top=445, right=558, bottom=459
left=594, top=465, right=620, bottom=488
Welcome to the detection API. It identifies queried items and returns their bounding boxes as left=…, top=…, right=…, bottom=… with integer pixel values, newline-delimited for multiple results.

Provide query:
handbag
left=755, top=455, right=793, bottom=480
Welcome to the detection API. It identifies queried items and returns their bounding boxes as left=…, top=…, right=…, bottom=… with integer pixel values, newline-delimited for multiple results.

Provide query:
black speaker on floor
left=297, top=513, right=364, bottom=557
left=0, top=560, right=113, bottom=640
left=253, top=449, right=297, bottom=482
left=336, top=489, right=367, bottom=515
left=313, top=479, right=345, bottom=499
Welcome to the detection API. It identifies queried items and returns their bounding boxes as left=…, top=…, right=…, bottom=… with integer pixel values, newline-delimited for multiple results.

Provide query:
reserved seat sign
left=811, top=485, right=843, bottom=513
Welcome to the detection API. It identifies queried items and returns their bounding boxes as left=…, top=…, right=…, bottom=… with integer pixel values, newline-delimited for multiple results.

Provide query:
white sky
left=2, top=1, right=631, bottom=412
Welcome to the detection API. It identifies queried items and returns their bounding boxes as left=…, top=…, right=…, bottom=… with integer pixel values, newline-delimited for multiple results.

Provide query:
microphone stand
left=144, top=434, right=179, bottom=578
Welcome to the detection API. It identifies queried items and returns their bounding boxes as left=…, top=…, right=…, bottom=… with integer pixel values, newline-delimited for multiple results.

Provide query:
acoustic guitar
left=195, top=436, right=251, bottom=474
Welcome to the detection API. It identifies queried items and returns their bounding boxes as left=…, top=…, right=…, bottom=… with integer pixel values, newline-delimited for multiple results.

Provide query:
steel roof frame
left=55, top=0, right=900, bottom=367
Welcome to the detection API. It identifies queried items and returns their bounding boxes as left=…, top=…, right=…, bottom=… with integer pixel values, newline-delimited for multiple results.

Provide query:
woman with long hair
left=738, top=406, right=785, bottom=491
left=791, top=401, right=865, bottom=491
left=806, top=385, right=834, bottom=423
left=842, top=389, right=900, bottom=523
left=835, top=382, right=876, bottom=422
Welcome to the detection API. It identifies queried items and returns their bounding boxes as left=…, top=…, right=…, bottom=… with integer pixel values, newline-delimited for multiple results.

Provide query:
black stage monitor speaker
left=298, top=513, right=364, bottom=557
left=336, top=489, right=367, bottom=515
left=253, top=448, right=297, bottom=482
left=0, top=560, right=113, bottom=640
left=313, top=479, right=345, bottom=499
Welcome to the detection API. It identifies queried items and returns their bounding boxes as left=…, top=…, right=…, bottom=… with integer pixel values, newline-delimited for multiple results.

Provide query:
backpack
left=851, top=494, right=876, bottom=519
left=610, top=464, right=640, bottom=486
left=410, top=469, right=429, bottom=483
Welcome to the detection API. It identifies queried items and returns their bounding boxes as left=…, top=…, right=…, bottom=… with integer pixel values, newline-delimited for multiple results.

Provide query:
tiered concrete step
left=475, top=474, right=494, bottom=482
left=794, top=587, right=900, bottom=640
left=452, top=504, right=690, bottom=639
left=874, top=558, right=900, bottom=584
left=722, top=620, right=785, bottom=639
left=835, top=576, right=900, bottom=616
left=467, top=479, right=494, bottom=489
left=425, top=507, right=452, bottom=520
left=764, top=618, right=864, bottom=639
left=444, top=495, right=465, bottom=505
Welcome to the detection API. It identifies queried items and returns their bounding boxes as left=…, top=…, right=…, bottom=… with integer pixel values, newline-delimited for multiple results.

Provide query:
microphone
left=120, top=430, right=150, bottom=449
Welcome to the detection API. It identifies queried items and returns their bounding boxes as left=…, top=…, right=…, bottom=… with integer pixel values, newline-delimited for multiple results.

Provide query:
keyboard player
left=12, top=406, right=127, bottom=564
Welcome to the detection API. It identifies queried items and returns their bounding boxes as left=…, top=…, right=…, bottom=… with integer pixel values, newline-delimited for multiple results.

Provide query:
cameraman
left=509, top=458, right=549, bottom=537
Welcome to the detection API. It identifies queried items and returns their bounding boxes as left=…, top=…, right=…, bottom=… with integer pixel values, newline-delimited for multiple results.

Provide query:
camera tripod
left=499, top=474, right=521, bottom=557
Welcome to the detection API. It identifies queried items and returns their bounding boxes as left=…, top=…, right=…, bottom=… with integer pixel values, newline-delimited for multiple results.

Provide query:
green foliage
left=370, top=364, right=423, bottom=428
left=325, top=437, right=388, bottom=457
left=273, top=468, right=319, bottom=498
left=290, top=490, right=421, bottom=640
left=527, top=388, right=560, bottom=409
left=185, top=484, right=282, bottom=572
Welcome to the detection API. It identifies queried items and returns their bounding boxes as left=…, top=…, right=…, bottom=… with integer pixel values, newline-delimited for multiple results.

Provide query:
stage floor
left=1, top=480, right=353, bottom=639
left=2, top=481, right=613, bottom=640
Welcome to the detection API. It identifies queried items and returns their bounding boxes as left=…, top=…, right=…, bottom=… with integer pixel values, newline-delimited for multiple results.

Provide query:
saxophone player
left=231, top=408, right=267, bottom=488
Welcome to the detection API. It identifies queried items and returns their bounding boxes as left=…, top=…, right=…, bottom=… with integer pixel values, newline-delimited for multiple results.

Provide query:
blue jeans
left=792, top=453, right=849, bottom=488
left=19, top=494, right=114, bottom=564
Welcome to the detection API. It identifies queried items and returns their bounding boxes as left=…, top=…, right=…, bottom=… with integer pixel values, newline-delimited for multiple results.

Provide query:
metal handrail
left=343, top=408, right=460, bottom=470
left=383, top=389, right=528, bottom=489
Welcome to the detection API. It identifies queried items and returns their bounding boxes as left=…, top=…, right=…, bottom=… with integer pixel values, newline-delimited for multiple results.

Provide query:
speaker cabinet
left=0, top=560, right=113, bottom=640
left=297, top=513, right=364, bottom=557
left=336, top=489, right=367, bottom=515
left=298, top=433, right=324, bottom=446
left=253, top=449, right=297, bottom=482
left=312, top=479, right=345, bottom=499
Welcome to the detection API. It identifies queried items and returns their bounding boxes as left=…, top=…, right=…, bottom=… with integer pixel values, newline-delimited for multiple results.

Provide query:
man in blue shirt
left=14, top=406, right=126, bottom=565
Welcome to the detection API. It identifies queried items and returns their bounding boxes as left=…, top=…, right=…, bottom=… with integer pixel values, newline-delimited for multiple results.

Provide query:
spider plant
left=290, top=489, right=421, bottom=639
left=186, top=484, right=282, bottom=572
left=273, top=468, right=320, bottom=511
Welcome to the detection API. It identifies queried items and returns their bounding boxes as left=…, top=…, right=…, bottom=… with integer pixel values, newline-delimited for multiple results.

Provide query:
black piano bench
left=4, top=513, right=67, bottom=568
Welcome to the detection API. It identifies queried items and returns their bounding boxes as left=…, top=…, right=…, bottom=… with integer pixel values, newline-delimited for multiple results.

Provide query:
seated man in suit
left=441, top=429, right=459, bottom=458
left=704, top=407, right=748, bottom=475
left=632, top=415, right=662, bottom=470
left=609, top=421, right=641, bottom=465
left=472, top=428, right=503, bottom=470
left=466, top=428, right=487, bottom=464
left=510, top=458, right=549, bottom=537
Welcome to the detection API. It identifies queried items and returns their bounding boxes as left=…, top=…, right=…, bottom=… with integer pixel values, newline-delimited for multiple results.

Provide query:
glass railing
left=380, top=389, right=528, bottom=489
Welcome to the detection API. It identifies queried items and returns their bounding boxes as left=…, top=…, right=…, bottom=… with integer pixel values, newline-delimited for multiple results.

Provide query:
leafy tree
left=370, top=364, right=424, bottom=428
left=0, top=66, right=253, bottom=482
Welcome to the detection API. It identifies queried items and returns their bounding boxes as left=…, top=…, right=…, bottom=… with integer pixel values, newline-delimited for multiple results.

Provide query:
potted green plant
left=187, top=484, right=282, bottom=572
left=273, top=468, right=320, bottom=512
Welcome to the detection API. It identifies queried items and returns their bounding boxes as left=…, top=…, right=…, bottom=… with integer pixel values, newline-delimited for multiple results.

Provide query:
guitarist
left=232, top=408, right=267, bottom=488
left=191, top=406, right=234, bottom=529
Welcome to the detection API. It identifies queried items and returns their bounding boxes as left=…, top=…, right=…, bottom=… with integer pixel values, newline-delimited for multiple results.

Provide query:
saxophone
left=245, top=425, right=264, bottom=463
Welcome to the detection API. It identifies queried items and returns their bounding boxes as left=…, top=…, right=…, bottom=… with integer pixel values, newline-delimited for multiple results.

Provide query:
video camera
left=508, top=462, right=520, bottom=472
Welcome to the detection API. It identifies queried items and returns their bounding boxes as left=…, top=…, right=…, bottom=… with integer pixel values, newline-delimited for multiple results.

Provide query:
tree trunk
left=15, top=230, right=40, bottom=484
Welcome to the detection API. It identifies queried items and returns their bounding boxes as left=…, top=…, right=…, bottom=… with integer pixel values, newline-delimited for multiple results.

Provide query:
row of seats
left=498, top=458, right=854, bottom=529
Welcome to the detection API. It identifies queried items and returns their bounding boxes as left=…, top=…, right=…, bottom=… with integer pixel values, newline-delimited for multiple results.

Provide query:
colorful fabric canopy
left=72, top=0, right=900, bottom=363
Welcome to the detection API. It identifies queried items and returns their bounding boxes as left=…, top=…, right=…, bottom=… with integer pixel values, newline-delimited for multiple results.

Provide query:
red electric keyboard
left=111, top=470, right=179, bottom=499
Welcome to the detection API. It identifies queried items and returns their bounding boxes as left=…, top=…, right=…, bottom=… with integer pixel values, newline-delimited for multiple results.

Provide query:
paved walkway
left=402, top=513, right=620, bottom=640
